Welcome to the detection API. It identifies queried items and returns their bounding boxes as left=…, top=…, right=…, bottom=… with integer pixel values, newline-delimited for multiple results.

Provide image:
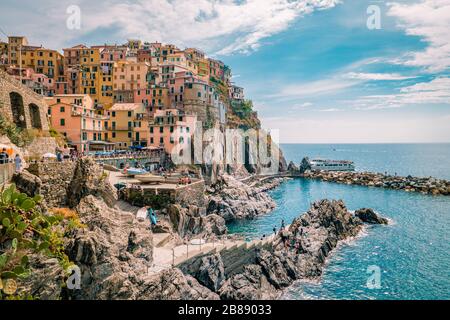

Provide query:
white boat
left=309, top=158, right=355, bottom=171
left=135, top=174, right=165, bottom=184
left=121, top=167, right=148, bottom=177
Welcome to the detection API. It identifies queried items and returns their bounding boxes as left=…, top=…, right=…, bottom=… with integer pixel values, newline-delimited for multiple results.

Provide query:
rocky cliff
left=206, top=174, right=284, bottom=221
left=189, top=199, right=388, bottom=299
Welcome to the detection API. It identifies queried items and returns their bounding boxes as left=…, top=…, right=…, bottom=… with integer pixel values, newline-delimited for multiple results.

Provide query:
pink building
left=45, top=94, right=109, bottom=152
left=148, top=109, right=197, bottom=157
left=7, top=66, right=54, bottom=96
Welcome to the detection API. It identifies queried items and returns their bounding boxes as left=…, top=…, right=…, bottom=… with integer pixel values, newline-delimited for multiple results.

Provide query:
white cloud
left=344, top=72, right=416, bottom=81
left=30, top=0, right=340, bottom=55
left=352, top=77, right=450, bottom=110
left=387, top=0, right=450, bottom=72
left=268, top=77, right=361, bottom=99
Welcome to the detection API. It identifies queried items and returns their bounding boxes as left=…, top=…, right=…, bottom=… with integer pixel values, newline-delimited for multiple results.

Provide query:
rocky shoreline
left=302, top=170, right=450, bottom=196
left=10, top=158, right=390, bottom=300
left=206, top=174, right=286, bottom=221
left=182, top=200, right=388, bottom=300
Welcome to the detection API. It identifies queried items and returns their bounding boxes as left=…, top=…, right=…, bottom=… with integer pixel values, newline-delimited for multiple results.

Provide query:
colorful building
left=45, top=94, right=108, bottom=152
left=148, top=109, right=196, bottom=156
left=106, top=103, right=149, bottom=149
left=113, top=61, right=150, bottom=103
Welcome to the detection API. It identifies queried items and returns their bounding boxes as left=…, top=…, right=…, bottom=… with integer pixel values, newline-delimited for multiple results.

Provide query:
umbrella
left=42, top=153, right=57, bottom=158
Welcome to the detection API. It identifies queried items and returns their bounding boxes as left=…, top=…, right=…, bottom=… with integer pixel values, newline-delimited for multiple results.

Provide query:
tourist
left=0, top=148, right=8, bottom=164
left=56, top=151, right=62, bottom=162
left=281, top=219, right=285, bottom=230
left=273, top=227, right=277, bottom=235
left=14, top=154, right=22, bottom=172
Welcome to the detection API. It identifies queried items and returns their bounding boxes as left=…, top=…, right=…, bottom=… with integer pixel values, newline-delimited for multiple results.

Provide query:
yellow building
left=79, top=48, right=101, bottom=107
left=106, top=103, right=149, bottom=149
left=21, top=47, right=64, bottom=80
left=8, top=36, right=28, bottom=66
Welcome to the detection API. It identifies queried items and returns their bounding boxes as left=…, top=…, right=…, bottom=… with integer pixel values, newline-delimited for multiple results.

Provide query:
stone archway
left=9, top=91, right=26, bottom=128
left=29, top=103, right=42, bottom=129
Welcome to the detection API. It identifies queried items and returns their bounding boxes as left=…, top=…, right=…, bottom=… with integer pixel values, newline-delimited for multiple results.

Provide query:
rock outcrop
left=167, top=204, right=227, bottom=238
left=68, top=158, right=117, bottom=208
left=64, top=195, right=154, bottom=299
left=287, top=161, right=299, bottom=172
left=355, top=208, right=388, bottom=224
left=206, top=174, right=277, bottom=221
left=195, top=200, right=388, bottom=300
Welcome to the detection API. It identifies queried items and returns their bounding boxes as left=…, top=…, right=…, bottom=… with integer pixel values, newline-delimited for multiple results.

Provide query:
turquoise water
left=228, top=144, right=450, bottom=300
left=281, top=143, right=450, bottom=180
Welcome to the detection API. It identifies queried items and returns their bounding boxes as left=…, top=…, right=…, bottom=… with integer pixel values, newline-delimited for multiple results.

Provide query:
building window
left=170, top=126, right=174, bottom=133
left=159, top=127, right=163, bottom=133
left=150, top=137, right=154, bottom=144
left=159, top=137, right=163, bottom=144
left=128, top=132, right=132, bottom=138
left=60, top=106, right=65, bottom=112
left=112, top=132, right=116, bottom=138
left=112, top=111, right=116, bottom=117
left=128, top=111, right=132, bottom=117
left=150, top=127, right=154, bottom=133
left=60, top=119, right=65, bottom=126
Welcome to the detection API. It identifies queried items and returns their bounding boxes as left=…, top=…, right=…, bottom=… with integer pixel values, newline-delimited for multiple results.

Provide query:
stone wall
left=0, top=69, right=49, bottom=131
left=27, top=161, right=77, bottom=207
left=174, top=180, right=206, bottom=207
left=24, top=137, right=58, bottom=159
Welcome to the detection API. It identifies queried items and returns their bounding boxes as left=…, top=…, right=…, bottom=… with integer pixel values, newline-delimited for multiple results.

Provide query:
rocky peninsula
left=301, top=170, right=450, bottom=196
left=6, top=156, right=389, bottom=300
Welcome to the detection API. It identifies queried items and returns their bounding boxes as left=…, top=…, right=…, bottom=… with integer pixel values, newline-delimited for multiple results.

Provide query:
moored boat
left=309, top=158, right=355, bottom=171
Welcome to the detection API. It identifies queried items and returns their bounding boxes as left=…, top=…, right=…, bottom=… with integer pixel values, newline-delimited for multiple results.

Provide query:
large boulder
left=206, top=174, right=276, bottom=221
left=196, top=254, right=226, bottom=292
left=141, top=268, right=219, bottom=300
left=67, top=158, right=117, bottom=208
left=12, top=170, right=42, bottom=197
left=355, top=208, right=388, bottom=225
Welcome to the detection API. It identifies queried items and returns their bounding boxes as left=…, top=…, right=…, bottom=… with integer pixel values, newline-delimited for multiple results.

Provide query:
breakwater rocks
left=184, top=199, right=388, bottom=300
left=302, top=171, right=450, bottom=195
left=206, top=174, right=285, bottom=221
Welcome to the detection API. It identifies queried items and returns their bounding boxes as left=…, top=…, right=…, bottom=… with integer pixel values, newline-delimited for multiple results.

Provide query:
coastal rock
left=299, top=157, right=312, bottom=174
left=218, top=265, right=278, bottom=300
left=355, top=208, right=388, bottom=225
left=287, top=161, right=299, bottom=172
left=67, top=158, right=117, bottom=208
left=141, top=268, right=219, bottom=300
left=16, top=255, right=65, bottom=300
left=302, top=170, right=450, bottom=196
left=206, top=174, right=277, bottom=221
left=64, top=195, right=154, bottom=300
left=168, top=204, right=227, bottom=238
left=196, top=254, right=226, bottom=292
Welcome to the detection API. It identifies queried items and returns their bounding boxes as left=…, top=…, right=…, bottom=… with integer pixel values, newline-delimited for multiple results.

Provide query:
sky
left=0, top=0, right=449, bottom=143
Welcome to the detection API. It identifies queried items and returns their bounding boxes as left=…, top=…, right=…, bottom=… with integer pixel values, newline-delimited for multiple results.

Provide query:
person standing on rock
left=281, top=219, right=286, bottom=230
left=273, top=226, right=277, bottom=235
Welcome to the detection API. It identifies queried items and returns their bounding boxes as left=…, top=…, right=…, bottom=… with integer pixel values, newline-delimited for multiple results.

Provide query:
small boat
left=135, top=174, right=165, bottom=184
left=309, top=158, right=355, bottom=171
left=122, top=167, right=148, bottom=177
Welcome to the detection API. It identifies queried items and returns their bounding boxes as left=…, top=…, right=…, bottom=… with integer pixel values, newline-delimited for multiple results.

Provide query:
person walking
left=14, top=154, right=22, bottom=172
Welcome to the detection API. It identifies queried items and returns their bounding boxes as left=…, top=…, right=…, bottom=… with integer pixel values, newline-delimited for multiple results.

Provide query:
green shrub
left=0, top=184, right=73, bottom=299
left=0, top=115, right=33, bottom=147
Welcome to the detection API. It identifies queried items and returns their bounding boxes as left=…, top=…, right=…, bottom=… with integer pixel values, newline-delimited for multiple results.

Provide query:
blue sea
left=228, top=144, right=450, bottom=300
